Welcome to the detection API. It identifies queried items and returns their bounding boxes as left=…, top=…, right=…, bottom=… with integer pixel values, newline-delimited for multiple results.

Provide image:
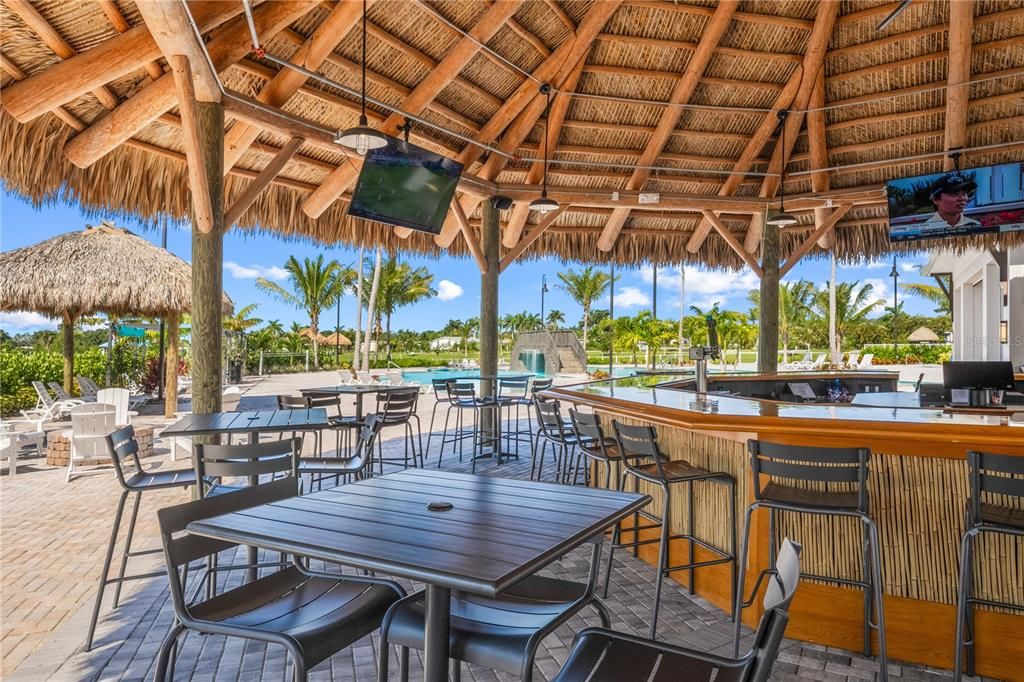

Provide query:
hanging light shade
left=530, top=84, right=559, bottom=214
left=337, top=0, right=386, bottom=155
left=766, top=109, right=795, bottom=227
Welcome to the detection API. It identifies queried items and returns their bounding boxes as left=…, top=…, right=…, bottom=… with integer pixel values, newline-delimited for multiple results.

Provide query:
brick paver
left=1, top=371, right=997, bottom=680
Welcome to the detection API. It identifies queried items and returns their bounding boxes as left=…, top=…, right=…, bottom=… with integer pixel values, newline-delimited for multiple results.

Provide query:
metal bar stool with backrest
left=568, top=409, right=623, bottom=490
left=605, top=421, right=737, bottom=639
left=497, top=376, right=532, bottom=458
left=153, top=477, right=406, bottom=682
left=304, top=392, right=363, bottom=487
left=553, top=539, right=802, bottom=682
left=532, top=397, right=579, bottom=483
left=378, top=536, right=611, bottom=682
left=438, top=382, right=499, bottom=471
left=373, top=387, right=424, bottom=475
left=954, top=450, right=1024, bottom=680
left=734, top=440, right=887, bottom=680
left=425, top=378, right=457, bottom=459
left=85, top=425, right=196, bottom=651
left=295, top=415, right=382, bottom=491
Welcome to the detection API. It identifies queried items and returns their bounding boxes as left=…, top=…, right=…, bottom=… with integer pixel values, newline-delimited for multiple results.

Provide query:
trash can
left=228, top=359, right=243, bottom=384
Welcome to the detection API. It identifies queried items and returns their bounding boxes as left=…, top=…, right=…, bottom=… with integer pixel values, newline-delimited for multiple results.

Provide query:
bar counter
left=545, top=374, right=1023, bottom=679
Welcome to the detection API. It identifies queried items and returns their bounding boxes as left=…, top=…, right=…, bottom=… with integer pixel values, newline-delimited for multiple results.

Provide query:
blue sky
left=0, top=189, right=940, bottom=334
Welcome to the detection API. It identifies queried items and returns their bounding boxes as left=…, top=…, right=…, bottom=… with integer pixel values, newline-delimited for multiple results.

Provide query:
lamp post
left=541, top=274, right=549, bottom=328
left=889, top=256, right=900, bottom=358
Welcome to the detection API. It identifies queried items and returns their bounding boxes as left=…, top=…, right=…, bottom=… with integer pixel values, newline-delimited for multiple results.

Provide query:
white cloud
left=900, top=262, right=922, bottom=274
left=614, top=286, right=651, bottom=308
left=436, top=280, right=464, bottom=301
left=224, top=261, right=288, bottom=280
left=860, top=278, right=895, bottom=315
left=634, top=264, right=760, bottom=311
left=0, top=311, right=58, bottom=332
left=840, top=258, right=889, bottom=271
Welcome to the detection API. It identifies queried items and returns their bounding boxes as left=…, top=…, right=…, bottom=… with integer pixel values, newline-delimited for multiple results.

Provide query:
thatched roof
left=0, top=1, right=1022, bottom=270
left=0, top=222, right=233, bottom=318
left=324, top=331, right=353, bottom=346
left=908, top=325, right=941, bottom=343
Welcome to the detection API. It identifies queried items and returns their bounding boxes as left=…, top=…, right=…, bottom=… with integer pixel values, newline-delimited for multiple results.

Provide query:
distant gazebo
left=908, top=326, right=941, bottom=344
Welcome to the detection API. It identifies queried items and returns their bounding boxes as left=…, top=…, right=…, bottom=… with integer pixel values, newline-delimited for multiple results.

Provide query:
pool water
left=399, top=366, right=638, bottom=385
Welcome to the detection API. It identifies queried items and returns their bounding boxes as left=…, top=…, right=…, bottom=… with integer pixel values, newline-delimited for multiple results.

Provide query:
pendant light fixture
left=766, top=109, right=797, bottom=227
left=335, top=0, right=387, bottom=155
left=529, top=84, right=559, bottom=214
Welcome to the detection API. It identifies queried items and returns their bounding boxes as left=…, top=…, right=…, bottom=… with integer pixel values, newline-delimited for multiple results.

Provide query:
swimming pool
left=399, top=366, right=638, bottom=385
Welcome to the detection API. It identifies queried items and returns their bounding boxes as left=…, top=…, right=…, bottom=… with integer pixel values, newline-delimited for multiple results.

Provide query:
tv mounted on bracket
left=886, top=161, right=1024, bottom=243
left=348, top=135, right=464, bottom=235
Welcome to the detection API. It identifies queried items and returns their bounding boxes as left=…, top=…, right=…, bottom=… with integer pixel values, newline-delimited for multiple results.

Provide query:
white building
left=429, top=335, right=477, bottom=351
left=923, top=245, right=1024, bottom=368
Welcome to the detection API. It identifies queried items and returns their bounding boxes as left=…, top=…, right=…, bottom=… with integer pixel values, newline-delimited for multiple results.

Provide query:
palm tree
left=556, top=266, right=613, bottom=351
left=223, top=303, right=262, bottom=334
left=256, top=255, right=350, bottom=368
left=778, top=281, right=814, bottom=362
left=363, top=247, right=383, bottom=369
left=443, top=319, right=475, bottom=358
left=900, top=282, right=952, bottom=318
left=262, top=319, right=284, bottom=337
left=363, top=257, right=436, bottom=361
left=545, top=309, right=565, bottom=330
left=811, top=281, right=879, bottom=351
left=613, top=314, right=646, bottom=366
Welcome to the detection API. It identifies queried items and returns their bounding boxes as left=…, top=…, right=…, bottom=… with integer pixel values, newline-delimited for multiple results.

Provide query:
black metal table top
left=300, top=384, right=414, bottom=395
left=160, top=408, right=329, bottom=437
left=187, top=469, right=650, bottom=596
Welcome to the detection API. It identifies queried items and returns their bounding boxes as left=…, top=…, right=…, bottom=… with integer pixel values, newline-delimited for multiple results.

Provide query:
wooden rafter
left=500, top=206, right=568, bottom=272
left=742, top=0, right=839, bottom=254
left=95, top=0, right=163, bottom=81
left=778, top=205, right=852, bottom=277
left=543, top=0, right=575, bottom=34
left=225, top=136, right=305, bottom=225
left=63, top=1, right=317, bottom=169
left=502, top=54, right=586, bottom=248
left=596, top=0, right=738, bottom=252
left=805, top=68, right=835, bottom=250
left=169, top=55, right=214, bottom=233
left=452, top=201, right=488, bottom=273
left=700, top=211, right=763, bottom=277
left=136, top=1, right=221, bottom=102
left=0, top=53, right=84, bottom=131
left=943, top=0, right=974, bottom=169
left=0, top=2, right=243, bottom=123
left=595, top=33, right=801, bottom=64
left=300, top=0, right=523, bottom=220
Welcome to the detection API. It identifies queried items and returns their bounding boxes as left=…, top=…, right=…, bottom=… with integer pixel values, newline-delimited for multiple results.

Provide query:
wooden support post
left=190, top=102, right=225, bottom=415
left=62, top=311, right=75, bottom=395
left=164, top=314, right=180, bottom=419
left=479, top=198, right=501, bottom=431
left=757, top=221, right=780, bottom=373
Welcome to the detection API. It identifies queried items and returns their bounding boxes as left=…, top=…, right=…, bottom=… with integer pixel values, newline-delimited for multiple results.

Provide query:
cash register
left=941, top=361, right=1024, bottom=408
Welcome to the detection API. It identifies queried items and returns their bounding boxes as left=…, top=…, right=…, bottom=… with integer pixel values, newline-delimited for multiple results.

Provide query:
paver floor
left=0, top=370, right=997, bottom=680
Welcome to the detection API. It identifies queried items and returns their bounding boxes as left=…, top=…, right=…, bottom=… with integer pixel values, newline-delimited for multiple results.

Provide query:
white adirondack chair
left=97, top=388, right=137, bottom=426
left=66, top=403, right=116, bottom=482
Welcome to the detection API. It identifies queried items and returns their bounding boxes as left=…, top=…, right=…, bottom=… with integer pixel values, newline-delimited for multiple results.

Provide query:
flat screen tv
left=348, top=135, right=464, bottom=234
left=886, top=161, right=1024, bottom=243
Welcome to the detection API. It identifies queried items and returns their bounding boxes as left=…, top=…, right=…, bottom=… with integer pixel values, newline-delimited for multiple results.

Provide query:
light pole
left=889, top=256, right=900, bottom=358
left=541, top=274, right=548, bottom=328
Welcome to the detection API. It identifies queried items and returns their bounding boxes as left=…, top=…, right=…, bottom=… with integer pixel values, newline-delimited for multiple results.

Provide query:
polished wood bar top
left=693, top=370, right=899, bottom=383
left=545, top=374, right=1023, bottom=452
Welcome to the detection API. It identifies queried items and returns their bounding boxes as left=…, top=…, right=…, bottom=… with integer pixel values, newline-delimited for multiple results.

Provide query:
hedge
left=862, top=344, right=951, bottom=365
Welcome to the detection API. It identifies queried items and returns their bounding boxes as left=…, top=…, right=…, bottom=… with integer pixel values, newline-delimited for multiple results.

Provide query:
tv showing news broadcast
left=886, top=162, right=1024, bottom=243
left=349, top=135, right=464, bottom=234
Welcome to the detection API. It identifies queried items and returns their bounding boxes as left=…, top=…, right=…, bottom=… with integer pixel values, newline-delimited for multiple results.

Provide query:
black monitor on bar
left=349, top=135, right=464, bottom=234
left=942, top=361, right=1016, bottom=391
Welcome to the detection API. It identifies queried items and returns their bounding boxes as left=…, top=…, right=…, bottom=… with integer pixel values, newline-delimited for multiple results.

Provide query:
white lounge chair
left=77, top=376, right=100, bottom=401
left=800, top=354, right=826, bottom=370
left=20, top=381, right=83, bottom=429
left=222, top=386, right=242, bottom=412
left=66, top=402, right=116, bottom=482
left=784, top=353, right=811, bottom=370
left=49, top=381, right=92, bottom=403
left=356, top=370, right=378, bottom=384
left=96, top=388, right=138, bottom=426
left=846, top=352, right=861, bottom=369
left=857, top=353, right=874, bottom=369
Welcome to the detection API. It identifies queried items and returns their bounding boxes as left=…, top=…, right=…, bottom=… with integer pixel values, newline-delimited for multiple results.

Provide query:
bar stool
left=532, top=397, right=578, bottom=482
left=733, top=440, right=887, bottom=681
left=373, top=387, right=424, bottom=474
left=306, top=392, right=362, bottom=454
left=605, top=421, right=736, bottom=639
left=438, top=382, right=502, bottom=472
left=954, top=450, right=1024, bottom=681
left=568, top=409, right=622, bottom=489
left=85, top=425, right=196, bottom=650
left=425, top=378, right=456, bottom=459
left=497, top=377, right=532, bottom=457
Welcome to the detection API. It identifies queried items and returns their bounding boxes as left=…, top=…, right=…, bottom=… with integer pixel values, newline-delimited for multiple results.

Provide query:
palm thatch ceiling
left=1, top=0, right=1022, bottom=270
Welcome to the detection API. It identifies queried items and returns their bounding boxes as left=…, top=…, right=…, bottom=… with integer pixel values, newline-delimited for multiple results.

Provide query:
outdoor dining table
left=300, top=383, right=412, bottom=420
left=185, top=468, right=651, bottom=682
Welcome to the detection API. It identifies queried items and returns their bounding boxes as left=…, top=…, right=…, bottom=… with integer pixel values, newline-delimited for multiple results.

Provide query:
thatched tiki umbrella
left=0, top=222, right=232, bottom=416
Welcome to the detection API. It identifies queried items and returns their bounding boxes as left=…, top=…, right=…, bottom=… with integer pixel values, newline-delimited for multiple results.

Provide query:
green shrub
left=0, top=386, right=39, bottom=414
left=862, top=344, right=951, bottom=364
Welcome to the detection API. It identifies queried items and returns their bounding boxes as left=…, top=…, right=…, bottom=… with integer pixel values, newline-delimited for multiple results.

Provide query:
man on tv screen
left=920, top=173, right=980, bottom=230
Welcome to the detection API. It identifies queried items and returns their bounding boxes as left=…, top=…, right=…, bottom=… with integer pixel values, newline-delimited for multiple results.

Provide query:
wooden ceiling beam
left=168, top=55, right=214, bottom=233
left=625, top=1, right=814, bottom=30
left=413, top=0, right=533, bottom=75
left=806, top=68, right=835, bottom=250
left=544, top=0, right=576, bottom=34
left=595, top=33, right=802, bottom=64
left=223, top=0, right=367, bottom=173
left=225, top=136, right=305, bottom=226
left=96, top=0, right=163, bottom=81
left=502, top=55, right=586, bottom=248
left=597, top=0, right=738, bottom=252
left=700, top=211, right=763, bottom=277
left=452, top=200, right=488, bottom=273
left=300, top=0, right=522, bottom=220
left=685, top=67, right=803, bottom=253
left=63, top=1, right=318, bottom=169
left=779, top=204, right=852, bottom=277
left=136, top=1, right=221, bottom=102
left=500, top=205, right=568, bottom=271
left=0, top=52, right=84, bottom=131
left=943, top=0, right=974, bottom=170
left=507, top=18, right=551, bottom=58
left=742, top=0, right=839, bottom=254
left=4, top=0, right=119, bottom=110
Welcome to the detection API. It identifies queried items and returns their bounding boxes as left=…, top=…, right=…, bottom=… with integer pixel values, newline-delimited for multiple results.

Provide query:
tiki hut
left=908, top=325, right=941, bottom=343
left=324, top=332, right=353, bottom=347
left=0, top=222, right=233, bottom=415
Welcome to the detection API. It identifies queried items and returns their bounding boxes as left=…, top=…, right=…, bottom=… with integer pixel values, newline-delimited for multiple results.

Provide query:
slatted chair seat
left=125, top=468, right=197, bottom=490
left=978, top=501, right=1024, bottom=529
left=759, top=482, right=861, bottom=511
left=631, top=459, right=720, bottom=484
